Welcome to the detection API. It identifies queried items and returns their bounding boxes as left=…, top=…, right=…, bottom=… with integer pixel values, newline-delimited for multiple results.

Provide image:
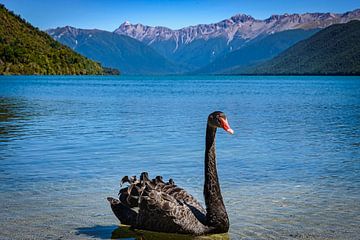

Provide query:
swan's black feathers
left=108, top=172, right=210, bottom=234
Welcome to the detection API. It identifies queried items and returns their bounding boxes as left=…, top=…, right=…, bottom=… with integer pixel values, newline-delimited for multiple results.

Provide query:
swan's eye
left=215, top=116, right=221, bottom=124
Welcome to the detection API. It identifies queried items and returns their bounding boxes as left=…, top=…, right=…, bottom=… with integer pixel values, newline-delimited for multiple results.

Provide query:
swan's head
left=208, top=111, right=234, bottom=134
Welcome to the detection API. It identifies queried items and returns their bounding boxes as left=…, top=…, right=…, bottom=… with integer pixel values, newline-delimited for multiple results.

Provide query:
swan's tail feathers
left=118, top=172, right=172, bottom=208
left=107, top=197, right=137, bottom=226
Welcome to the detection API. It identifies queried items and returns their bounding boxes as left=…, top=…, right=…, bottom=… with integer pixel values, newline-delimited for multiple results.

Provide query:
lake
left=0, top=75, right=359, bottom=240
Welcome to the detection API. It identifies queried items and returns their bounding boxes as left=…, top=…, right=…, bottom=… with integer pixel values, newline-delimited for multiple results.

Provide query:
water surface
left=0, top=75, right=359, bottom=239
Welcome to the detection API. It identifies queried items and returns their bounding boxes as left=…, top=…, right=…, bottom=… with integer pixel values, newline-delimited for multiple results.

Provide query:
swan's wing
left=136, top=179, right=209, bottom=234
left=160, top=180, right=207, bottom=216
left=111, top=172, right=209, bottom=234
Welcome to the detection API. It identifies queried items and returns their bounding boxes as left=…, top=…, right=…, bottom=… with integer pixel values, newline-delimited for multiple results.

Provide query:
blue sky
left=1, top=0, right=359, bottom=31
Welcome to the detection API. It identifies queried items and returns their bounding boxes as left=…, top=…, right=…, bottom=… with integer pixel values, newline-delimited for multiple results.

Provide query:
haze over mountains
left=48, top=9, right=360, bottom=75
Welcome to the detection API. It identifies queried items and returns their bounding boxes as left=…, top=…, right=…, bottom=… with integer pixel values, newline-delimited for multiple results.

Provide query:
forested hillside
left=242, top=21, right=360, bottom=75
left=0, top=4, right=117, bottom=75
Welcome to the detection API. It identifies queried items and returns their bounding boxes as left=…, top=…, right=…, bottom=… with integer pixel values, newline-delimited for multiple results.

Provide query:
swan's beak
left=219, top=117, right=234, bottom=134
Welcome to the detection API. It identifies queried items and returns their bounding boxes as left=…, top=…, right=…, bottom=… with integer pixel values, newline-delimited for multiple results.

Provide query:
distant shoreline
left=1, top=74, right=360, bottom=77
left=217, top=73, right=360, bottom=76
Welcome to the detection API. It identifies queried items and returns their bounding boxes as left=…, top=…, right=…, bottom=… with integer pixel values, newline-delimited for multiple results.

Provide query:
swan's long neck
left=204, top=124, right=229, bottom=233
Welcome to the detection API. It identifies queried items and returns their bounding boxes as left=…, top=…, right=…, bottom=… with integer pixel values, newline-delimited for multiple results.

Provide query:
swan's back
left=108, top=172, right=210, bottom=235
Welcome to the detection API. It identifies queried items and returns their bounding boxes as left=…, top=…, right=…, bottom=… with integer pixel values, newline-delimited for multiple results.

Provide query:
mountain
left=239, top=20, right=360, bottom=75
left=115, top=10, right=360, bottom=44
left=114, top=9, right=360, bottom=71
left=114, top=16, right=252, bottom=70
left=196, top=28, right=319, bottom=74
left=47, top=26, right=179, bottom=75
left=0, top=4, right=115, bottom=75
left=46, top=9, right=360, bottom=75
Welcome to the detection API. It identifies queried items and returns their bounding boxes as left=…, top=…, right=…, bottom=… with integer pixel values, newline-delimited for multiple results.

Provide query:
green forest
left=244, top=20, right=360, bottom=75
left=0, top=4, right=118, bottom=75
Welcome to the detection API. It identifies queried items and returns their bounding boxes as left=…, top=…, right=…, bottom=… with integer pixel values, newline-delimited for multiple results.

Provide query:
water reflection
left=76, top=225, right=229, bottom=240
left=0, top=97, right=33, bottom=162
left=76, top=225, right=117, bottom=239
left=77, top=225, right=230, bottom=240
left=112, top=226, right=229, bottom=240
left=0, top=97, right=35, bottom=141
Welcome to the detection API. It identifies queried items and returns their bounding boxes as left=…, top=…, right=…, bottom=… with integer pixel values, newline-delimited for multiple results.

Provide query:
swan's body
left=108, top=111, right=233, bottom=235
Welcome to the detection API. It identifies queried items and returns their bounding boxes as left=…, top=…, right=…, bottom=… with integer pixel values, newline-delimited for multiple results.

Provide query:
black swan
left=107, top=111, right=234, bottom=235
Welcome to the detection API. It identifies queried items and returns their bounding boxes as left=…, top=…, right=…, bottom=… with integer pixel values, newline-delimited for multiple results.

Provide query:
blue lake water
left=0, top=75, right=359, bottom=239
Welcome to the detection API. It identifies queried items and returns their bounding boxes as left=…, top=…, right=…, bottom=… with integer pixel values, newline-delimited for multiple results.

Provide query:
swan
left=107, top=111, right=234, bottom=235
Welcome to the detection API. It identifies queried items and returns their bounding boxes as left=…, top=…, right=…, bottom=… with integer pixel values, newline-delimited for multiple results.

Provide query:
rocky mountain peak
left=113, top=9, right=360, bottom=50
left=62, top=26, right=79, bottom=35
left=230, top=14, right=255, bottom=23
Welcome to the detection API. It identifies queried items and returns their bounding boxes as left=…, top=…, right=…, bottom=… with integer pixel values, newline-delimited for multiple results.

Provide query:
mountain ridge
left=47, top=26, right=180, bottom=75
left=114, top=9, right=360, bottom=47
left=112, top=9, right=360, bottom=72
left=196, top=28, right=320, bottom=74
left=239, top=20, right=360, bottom=75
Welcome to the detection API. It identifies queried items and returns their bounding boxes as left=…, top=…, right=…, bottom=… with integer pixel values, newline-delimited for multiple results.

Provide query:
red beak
left=219, top=117, right=234, bottom=134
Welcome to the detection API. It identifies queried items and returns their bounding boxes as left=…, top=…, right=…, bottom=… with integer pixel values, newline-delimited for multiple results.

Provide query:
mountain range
left=48, top=9, right=360, bottom=75
left=195, top=28, right=319, bottom=74
left=47, top=26, right=179, bottom=75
